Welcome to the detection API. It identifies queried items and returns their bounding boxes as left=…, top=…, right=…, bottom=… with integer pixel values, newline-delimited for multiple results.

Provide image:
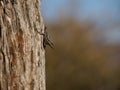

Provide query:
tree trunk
left=0, top=0, right=46, bottom=90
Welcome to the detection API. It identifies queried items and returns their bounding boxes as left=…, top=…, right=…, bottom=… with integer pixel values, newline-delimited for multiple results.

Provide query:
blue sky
left=41, top=0, right=120, bottom=22
left=41, top=0, right=120, bottom=43
left=41, top=0, right=68, bottom=21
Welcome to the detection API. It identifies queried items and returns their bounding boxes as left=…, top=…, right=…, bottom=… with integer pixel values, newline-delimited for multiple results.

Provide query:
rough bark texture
left=0, top=0, right=46, bottom=90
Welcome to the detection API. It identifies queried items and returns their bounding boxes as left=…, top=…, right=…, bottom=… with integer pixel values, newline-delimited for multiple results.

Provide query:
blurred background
left=41, top=0, right=120, bottom=90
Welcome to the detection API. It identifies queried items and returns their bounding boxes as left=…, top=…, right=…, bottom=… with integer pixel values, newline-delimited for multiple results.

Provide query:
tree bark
left=0, top=0, right=46, bottom=90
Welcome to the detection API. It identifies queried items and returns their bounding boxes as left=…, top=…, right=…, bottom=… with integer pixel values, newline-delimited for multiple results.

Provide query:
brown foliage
left=46, top=19, right=120, bottom=90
